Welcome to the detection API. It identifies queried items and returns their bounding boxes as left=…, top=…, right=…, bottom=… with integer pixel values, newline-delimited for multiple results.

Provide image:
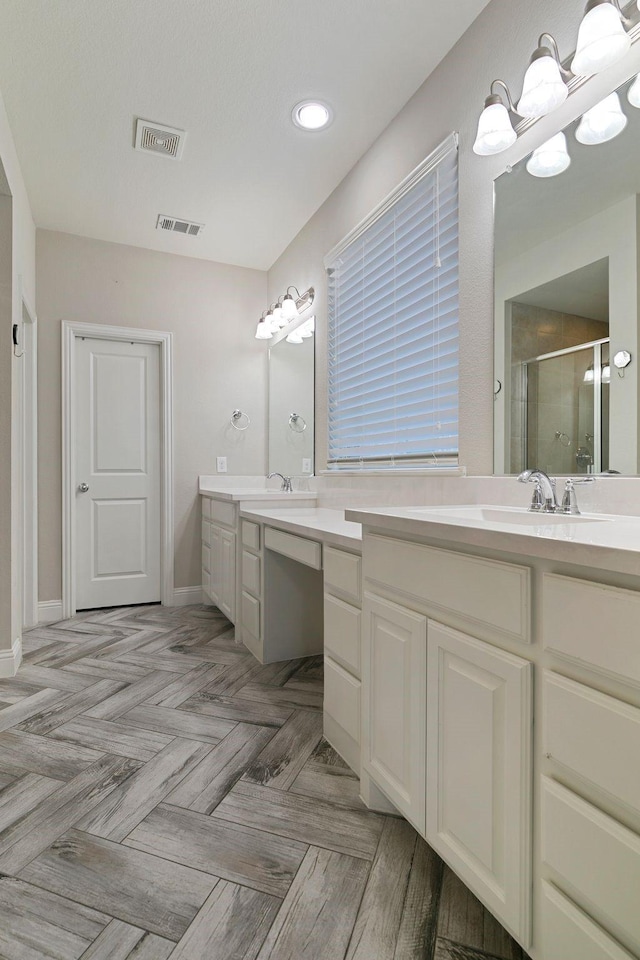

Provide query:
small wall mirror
left=494, top=74, right=640, bottom=476
left=268, top=323, right=314, bottom=477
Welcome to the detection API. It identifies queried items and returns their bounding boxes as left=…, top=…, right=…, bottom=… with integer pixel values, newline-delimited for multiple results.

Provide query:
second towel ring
left=289, top=413, right=307, bottom=433
left=231, top=409, right=251, bottom=431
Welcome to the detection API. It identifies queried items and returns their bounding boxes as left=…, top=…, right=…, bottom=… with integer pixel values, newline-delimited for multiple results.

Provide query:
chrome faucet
left=517, top=468, right=558, bottom=513
left=268, top=472, right=293, bottom=493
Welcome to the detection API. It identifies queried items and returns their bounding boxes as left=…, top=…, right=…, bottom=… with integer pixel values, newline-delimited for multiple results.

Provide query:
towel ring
left=231, top=409, right=250, bottom=431
left=289, top=413, right=307, bottom=433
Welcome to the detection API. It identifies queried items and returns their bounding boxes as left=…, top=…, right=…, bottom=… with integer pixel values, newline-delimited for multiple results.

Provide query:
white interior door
left=75, top=337, right=161, bottom=609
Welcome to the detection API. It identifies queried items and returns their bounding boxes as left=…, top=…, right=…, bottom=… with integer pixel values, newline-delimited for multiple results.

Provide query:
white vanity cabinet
left=201, top=495, right=237, bottom=623
left=360, top=531, right=533, bottom=947
left=323, top=546, right=363, bottom=774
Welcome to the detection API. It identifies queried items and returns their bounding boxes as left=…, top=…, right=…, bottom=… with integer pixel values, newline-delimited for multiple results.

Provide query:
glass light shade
left=473, top=101, right=517, bottom=156
left=571, top=3, right=631, bottom=76
left=526, top=133, right=571, bottom=178
left=584, top=365, right=595, bottom=383
left=272, top=304, right=283, bottom=324
left=281, top=295, right=299, bottom=320
left=286, top=327, right=304, bottom=344
left=628, top=74, right=640, bottom=108
left=576, top=92, right=628, bottom=144
left=255, top=319, right=273, bottom=340
left=602, top=363, right=611, bottom=383
left=517, top=55, right=568, bottom=118
left=300, top=318, right=314, bottom=338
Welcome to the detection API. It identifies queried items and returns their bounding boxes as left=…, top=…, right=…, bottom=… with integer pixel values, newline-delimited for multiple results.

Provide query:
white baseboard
left=38, top=600, right=63, bottom=624
left=169, top=586, right=203, bottom=607
left=0, top=636, right=22, bottom=678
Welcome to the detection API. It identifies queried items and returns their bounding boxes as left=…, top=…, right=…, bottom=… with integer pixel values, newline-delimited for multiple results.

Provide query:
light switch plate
left=216, top=457, right=227, bottom=473
left=302, top=458, right=311, bottom=474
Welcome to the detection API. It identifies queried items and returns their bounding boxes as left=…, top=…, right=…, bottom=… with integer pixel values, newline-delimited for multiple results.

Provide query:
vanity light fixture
left=255, top=312, right=273, bottom=340
left=576, top=91, right=628, bottom=143
left=627, top=73, right=640, bottom=107
left=292, top=100, right=333, bottom=131
left=271, top=300, right=284, bottom=329
left=300, top=315, right=315, bottom=338
left=526, top=132, right=571, bottom=177
left=286, top=326, right=305, bottom=344
left=572, top=0, right=632, bottom=77
left=583, top=362, right=595, bottom=383
left=518, top=35, right=570, bottom=118
left=473, top=80, right=518, bottom=156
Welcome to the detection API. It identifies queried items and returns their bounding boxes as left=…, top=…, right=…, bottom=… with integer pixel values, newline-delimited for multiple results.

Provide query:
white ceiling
left=0, top=0, right=490, bottom=270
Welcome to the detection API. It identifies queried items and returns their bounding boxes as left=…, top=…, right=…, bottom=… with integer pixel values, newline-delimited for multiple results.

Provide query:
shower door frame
left=522, top=337, right=610, bottom=475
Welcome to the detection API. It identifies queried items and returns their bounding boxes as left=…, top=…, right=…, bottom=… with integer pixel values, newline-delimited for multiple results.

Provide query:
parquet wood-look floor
left=0, top=603, right=531, bottom=959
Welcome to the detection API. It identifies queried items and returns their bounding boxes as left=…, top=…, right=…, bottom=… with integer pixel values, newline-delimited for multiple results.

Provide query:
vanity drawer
left=544, top=672, right=640, bottom=816
left=241, top=550, right=261, bottom=598
left=324, top=594, right=361, bottom=676
left=211, top=499, right=237, bottom=529
left=541, top=882, right=635, bottom=960
left=324, top=547, right=361, bottom=604
left=242, top=520, right=261, bottom=552
left=264, top=527, right=322, bottom=569
left=542, top=777, right=640, bottom=955
left=201, top=543, right=211, bottom=574
left=365, top=534, right=531, bottom=644
left=201, top=496, right=212, bottom=520
left=241, top=590, right=261, bottom=640
left=324, top=656, right=361, bottom=744
left=543, top=574, right=640, bottom=686
left=201, top=519, right=211, bottom=546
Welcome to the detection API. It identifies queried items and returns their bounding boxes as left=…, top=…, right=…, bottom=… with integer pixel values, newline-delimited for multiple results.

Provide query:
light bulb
left=281, top=294, right=299, bottom=320
left=255, top=319, right=273, bottom=340
left=518, top=53, right=568, bottom=118
left=628, top=74, right=640, bottom=108
left=473, top=97, right=517, bottom=156
left=576, top=92, right=627, bottom=144
left=292, top=101, right=332, bottom=130
left=286, top=327, right=304, bottom=344
left=572, top=2, right=631, bottom=77
left=526, top=133, right=571, bottom=178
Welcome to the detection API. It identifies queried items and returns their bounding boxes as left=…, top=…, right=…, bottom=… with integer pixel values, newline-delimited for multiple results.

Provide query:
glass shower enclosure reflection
left=521, top=339, right=610, bottom=475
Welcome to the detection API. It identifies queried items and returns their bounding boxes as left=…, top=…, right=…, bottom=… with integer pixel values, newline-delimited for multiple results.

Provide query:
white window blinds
left=326, top=135, right=459, bottom=468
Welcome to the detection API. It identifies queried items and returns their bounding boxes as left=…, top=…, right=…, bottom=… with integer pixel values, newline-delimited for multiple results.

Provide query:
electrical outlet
left=302, top=458, right=312, bottom=474
left=216, top=457, right=227, bottom=473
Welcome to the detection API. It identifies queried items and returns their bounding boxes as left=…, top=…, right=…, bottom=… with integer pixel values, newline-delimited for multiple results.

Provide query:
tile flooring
left=0, top=603, right=530, bottom=959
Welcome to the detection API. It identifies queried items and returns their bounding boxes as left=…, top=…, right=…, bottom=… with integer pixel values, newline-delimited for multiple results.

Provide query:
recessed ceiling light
left=292, top=100, right=333, bottom=131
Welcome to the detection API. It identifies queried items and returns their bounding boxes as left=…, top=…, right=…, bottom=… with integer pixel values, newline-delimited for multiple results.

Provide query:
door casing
left=61, top=321, right=174, bottom=618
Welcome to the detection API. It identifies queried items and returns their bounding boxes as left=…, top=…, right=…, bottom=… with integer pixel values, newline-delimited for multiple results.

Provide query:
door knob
left=78, top=482, right=89, bottom=493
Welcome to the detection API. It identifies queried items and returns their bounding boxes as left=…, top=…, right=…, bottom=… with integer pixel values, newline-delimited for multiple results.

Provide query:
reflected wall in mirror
left=268, top=329, right=314, bottom=477
left=494, top=74, right=640, bottom=476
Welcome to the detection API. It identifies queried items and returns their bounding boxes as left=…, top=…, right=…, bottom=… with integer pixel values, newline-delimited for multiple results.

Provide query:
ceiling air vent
left=156, top=215, right=204, bottom=237
left=135, top=119, right=186, bottom=160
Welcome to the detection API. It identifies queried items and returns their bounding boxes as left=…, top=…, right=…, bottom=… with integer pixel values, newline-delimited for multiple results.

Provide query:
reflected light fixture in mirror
left=286, top=326, right=304, bottom=344
left=572, top=0, right=631, bottom=77
left=526, top=132, right=571, bottom=177
left=576, top=91, right=628, bottom=143
left=628, top=73, right=640, bottom=107
left=517, top=35, right=570, bottom=118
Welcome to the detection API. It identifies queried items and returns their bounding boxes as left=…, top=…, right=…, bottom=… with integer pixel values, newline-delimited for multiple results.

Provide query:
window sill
left=318, top=466, right=467, bottom=478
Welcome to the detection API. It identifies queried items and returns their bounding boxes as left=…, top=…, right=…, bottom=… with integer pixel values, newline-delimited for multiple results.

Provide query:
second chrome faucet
left=517, top=468, right=595, bottom=515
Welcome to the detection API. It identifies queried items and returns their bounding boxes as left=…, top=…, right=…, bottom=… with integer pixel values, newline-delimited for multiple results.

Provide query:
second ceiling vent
left=135, top=119, right=186, bottom=160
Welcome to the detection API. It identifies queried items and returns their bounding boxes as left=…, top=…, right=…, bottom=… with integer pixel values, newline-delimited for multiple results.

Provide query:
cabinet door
left=209, top=523, right=222, bottom=606
left=362, top=593, right=427, bottom=832
left=426, top=621, right=532, bottom=945
left=220, top=529, right=236, bottom=623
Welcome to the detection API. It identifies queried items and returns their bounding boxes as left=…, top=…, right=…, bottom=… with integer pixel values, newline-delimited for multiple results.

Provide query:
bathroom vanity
left=345, top=504, right=640, bottom=960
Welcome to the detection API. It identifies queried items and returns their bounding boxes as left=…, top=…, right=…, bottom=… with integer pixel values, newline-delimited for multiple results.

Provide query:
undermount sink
left=407, top=505, right=609, bottom=525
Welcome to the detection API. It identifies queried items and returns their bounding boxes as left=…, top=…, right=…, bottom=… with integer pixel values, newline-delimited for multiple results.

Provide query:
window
left=326, top=135, right=459, bottom=469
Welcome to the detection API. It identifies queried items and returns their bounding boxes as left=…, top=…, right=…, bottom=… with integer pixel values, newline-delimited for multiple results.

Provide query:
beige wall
left=266, top=0, right=640, bottom=478
left=0, top=85, right=36, bottom=655
left=36, top=230, right=267, bottom=600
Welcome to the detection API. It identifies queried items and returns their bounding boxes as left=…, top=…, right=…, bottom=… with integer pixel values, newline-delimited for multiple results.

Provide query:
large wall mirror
left=494, top=74, right=640, bottom=476
left=268, top=323, right=315, bottom=477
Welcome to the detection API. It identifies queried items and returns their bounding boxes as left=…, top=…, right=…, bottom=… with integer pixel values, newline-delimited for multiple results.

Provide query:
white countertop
left=239, top=507, right=362, bottom=551
left=345, top=503, right=640, bottom=577
left=199, top=476, right=317, bottom=502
